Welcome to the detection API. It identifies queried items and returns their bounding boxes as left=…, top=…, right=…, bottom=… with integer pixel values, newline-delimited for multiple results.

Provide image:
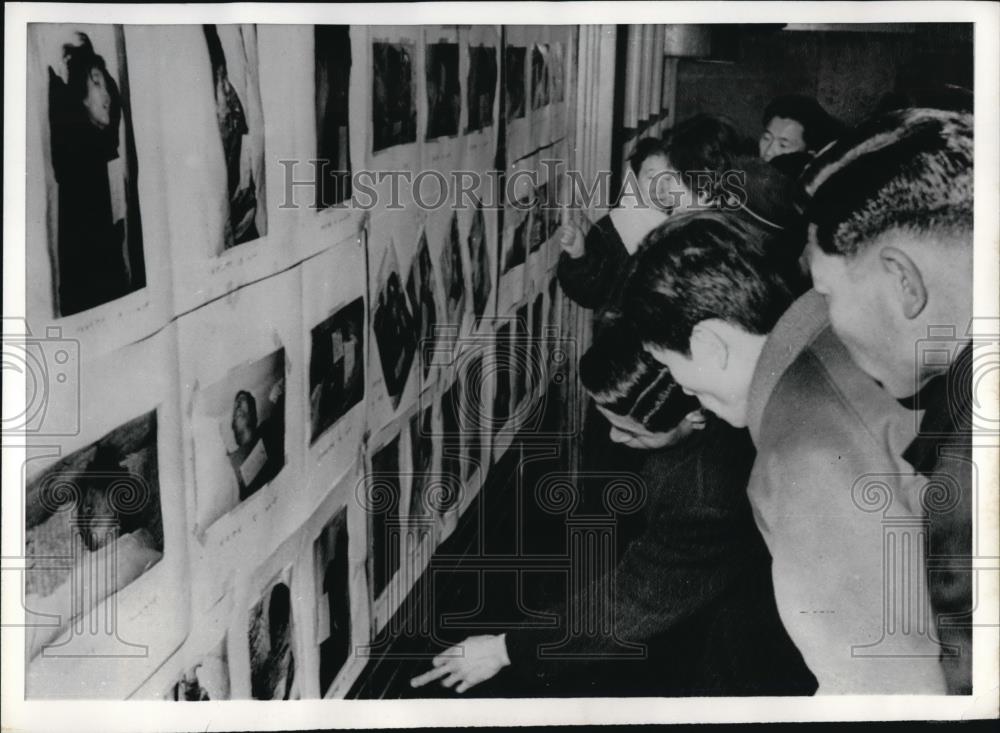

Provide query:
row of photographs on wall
left=22, top=188, right=573, bottom=697
left=26, top=23, right=569, bottom=335
left=23, top=258, right=577, bottom=699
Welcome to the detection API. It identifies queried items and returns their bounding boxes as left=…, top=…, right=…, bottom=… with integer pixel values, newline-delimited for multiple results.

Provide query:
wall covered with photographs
left=23, top=23, right=585, bottom=700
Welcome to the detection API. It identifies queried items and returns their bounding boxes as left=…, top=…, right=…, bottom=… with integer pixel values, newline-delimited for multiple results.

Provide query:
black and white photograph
left=439, top=211, right=466, bottom=331
left=425, top=42, right=461, bottom=140
left=406, top=230, right=438, bottom=380
left=531, top=43, right=549, bottom=110
left=528, top=184, right=547, bottom=253
left=465, top=43, right=497, bottom=132
left=368, top=435, right=402, bottom=599
left=468, top=198, right=492, bottom=322
left=314, top=507, right=352, bottom=696
left=407, top=403, right=436, bottom=541
left=4, top=5, right=998, bottom=728
left=168, top=639, right=230, bottom=701
left=24, top=410, right=164, bottom=662
left=372, top=242, right=418, bottom=410
left=315, top=25, right=353, bottom=208
left=203, top=24, right=267, bottom=250
left=309, top=297, right=365, bottom=443
left=505, top=45, right=527, bottom=120
left=549, top=41, right=565, bottom=104
left=192, top=349, right=286, bottom=527
left=492, top=321, right=513, bottom=429
left=372, top=41, right=417, bottom=151
left=503, top=205, right=529, bottom=273
left=438, top=381, right=463, bottom=514
left=31, top=24, right=146, bottom=317
left=248, top=575, right=298, bottom=700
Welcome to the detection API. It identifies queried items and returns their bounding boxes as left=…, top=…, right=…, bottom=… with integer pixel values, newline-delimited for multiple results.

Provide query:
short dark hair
left=762, top=95, right=843, bottom=152
left=620, top=211, right=805, bottom=354
left=802, top=108, right=973, bottom=258
left=663, top=114, right=750, bottom=199
left=580, top=322, right=700, bottom=432
left=627, top=137, right=668, bottom=176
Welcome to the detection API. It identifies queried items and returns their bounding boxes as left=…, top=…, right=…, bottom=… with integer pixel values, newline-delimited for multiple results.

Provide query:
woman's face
left=641, top=154, right=699, bottom=215
left=83, top=67, right=112, bottom=130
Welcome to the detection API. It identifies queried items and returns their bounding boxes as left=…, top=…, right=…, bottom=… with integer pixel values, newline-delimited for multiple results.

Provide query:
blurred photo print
left=425, top=41, right=461, bottom=140
left=466, top=43, right=497, bottom=132
left=372, top=41, right=417, bottom=151
left=373, top=241, right=417, bottom=409
left=439, top=211, right=466, bottom=332
left=314, top=507, right=351, bottom=696
left=407, top=404, right=435, bottom=541
left=368, top=436, right=402, bottom=599
left=531, top=43, right=549, bottom=110
left=406, top=230, right=438, bottom=380
left=24, top=410, right=163, bottom=661
left=192, top=349, right=286, bottom=528
left=203, top=24, right=267, bottom=250
left=309, top=297, right=365, bottom=444
left=504, top=45, right=527, bottom=120
left=468, top=198, right=492, bottom=323
left=30, top=24, right=145, bottom=317
left=315, top=25, right=353, bottom=208
left=248, top=573, right=297, bottom=700
left=168, top=639, right=230, bottom=701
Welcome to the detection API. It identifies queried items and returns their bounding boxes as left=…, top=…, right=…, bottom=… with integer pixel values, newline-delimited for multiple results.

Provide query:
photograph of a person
left=314, top=507, right=351, bottom=696
left=425, top=42, right=461, bottom=140
left=24, top=409, right=163, bottom=661
left=248, top=576, right=297, bottom=700
left=468, top=199, right=492, bottom=322
left=372, top=41, right=417, bottom=151
left=438, top=212, right=467, bottom=331
left=466, top=43, right=497, bottom=132
left=315, top=25, right=352, bottom=208
left=407, top=405, right=435, bottom=540
left=309, top=297, right=365, bottom=444
left=203, top=24, right=267, bottom=250
left=35, top=25, right=146, bottom=317
left=369, top=436, right=402, bottom=599
left=192, top=349, right=286, bottom=528
left=168, top=639, right=230, bottom=701
left=531, top=43, right=549, bottom=110
left=504, top=45, right=526, bottom=120
left=373, top=243, right=418, bottom=409
left=406, top=231, right=438, bottom=380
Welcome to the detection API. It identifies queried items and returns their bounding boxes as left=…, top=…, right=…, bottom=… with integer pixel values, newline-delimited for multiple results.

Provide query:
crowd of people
left=410, top=92, right=975, bottom=696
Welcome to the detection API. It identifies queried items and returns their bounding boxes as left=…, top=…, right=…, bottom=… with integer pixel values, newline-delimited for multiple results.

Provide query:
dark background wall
left=675, top=24, right=974, bottom=139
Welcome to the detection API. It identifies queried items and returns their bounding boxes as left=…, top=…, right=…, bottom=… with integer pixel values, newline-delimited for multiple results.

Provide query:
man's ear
left=690, top=322, right=730, bottom=370
left=879, top=246, right=927, bottom=320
